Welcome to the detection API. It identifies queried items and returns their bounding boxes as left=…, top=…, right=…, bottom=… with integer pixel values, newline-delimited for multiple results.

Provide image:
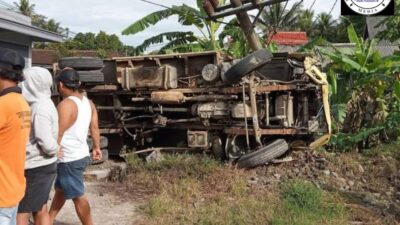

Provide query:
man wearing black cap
left=0, top=48, right=31, bottom=225
left=49, top=68, right=101, bottom=225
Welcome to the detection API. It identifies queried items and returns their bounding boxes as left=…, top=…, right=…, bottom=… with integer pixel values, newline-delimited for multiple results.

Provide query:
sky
left=6, top=0, right=341, bottom=47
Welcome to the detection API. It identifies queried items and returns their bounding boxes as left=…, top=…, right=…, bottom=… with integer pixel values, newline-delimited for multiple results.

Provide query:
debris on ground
left=145, top=150, right=164, bottom=163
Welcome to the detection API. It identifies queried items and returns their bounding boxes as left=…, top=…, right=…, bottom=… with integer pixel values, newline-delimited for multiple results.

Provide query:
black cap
left=56, top=68, right=80, bottom=88
left=0, top=48, right=25, bottom=70
left=0, top=48, right=25, bottom=82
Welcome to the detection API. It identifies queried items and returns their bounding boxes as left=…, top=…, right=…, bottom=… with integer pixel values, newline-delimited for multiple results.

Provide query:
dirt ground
left=49, top=144, right=400, bottom=225
left=51, top=167, right=137, bottom=225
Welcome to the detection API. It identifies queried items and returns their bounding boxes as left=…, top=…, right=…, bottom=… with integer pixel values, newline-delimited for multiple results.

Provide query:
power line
left=140, top=0, right=170, bottom=10
left=328, top=0, right=338, bottom=16
left=309, top=0, right=317, bottom=10
left=310, top=0, right=338, bottom=29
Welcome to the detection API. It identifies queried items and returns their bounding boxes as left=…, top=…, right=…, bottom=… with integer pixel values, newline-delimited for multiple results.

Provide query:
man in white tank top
left=49, top=68, right=102, bottom=225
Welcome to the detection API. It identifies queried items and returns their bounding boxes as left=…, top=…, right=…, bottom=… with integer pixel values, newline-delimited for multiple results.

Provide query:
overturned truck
left=57, top=0, right=331, bottom=167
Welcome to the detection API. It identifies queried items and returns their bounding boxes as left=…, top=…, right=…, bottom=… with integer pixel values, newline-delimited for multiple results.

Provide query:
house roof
left=270, top=32, right=308, bottom=46
left=0, top=9, right=63, bottom=42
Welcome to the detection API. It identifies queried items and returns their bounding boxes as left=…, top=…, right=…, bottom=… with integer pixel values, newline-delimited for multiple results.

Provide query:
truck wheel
left=211, top=137, right=225, bottom=160
left=237, top=139, right=289, bottom=168
left=221, top=49, right=273, bottom=85
left=87, top=136, right=108, bottom=149
left=77, top=70, right=104, bottom=83
left=59, top=57, right=104, bottom=70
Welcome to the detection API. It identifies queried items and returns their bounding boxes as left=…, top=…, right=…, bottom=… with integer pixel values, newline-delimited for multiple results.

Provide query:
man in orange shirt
left=0, top=48, right=31, bottom=225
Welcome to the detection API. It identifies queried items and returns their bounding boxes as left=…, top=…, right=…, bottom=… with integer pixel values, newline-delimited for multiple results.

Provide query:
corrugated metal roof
left=0, top=8, right=63, bottom=42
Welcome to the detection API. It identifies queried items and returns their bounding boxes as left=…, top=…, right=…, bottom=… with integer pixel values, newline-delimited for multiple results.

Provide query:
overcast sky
left=7, top=0, right=341, bottom=47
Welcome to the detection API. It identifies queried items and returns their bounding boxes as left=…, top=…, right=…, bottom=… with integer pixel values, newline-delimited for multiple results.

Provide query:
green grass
left=142, top=192, right=176, bottom=218
left=127, top=154, right=350, bottom=225
left=362, top=140, right=400, bottom=159
left=271, top=180, right=347, bottom=225
left=127, top=153, right=221, bottom=179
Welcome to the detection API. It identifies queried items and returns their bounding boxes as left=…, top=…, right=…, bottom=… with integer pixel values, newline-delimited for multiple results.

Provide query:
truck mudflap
left=304, top=57, right=332, bottom=149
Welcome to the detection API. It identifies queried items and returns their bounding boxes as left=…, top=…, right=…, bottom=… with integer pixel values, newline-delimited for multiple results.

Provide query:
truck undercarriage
left=56, top=0, right=331, bottom=167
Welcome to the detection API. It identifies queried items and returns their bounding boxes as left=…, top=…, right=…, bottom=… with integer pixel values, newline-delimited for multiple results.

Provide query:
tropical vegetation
left=252, top=1, right=303, bottom=39
left=13, top=0, right=68, bottom=35
left=11, top=0, right=400, bottom=151
left=122, top=0, right=226, bottom=54
left=121, top=0, right=375, bottom=56
left=12, top=0, right=135, bottom=58
left=317, top=24, right=400, bottom=151
left=44, top=31, right=136, bottom=58
left=376, top=0, right=400, bottom=42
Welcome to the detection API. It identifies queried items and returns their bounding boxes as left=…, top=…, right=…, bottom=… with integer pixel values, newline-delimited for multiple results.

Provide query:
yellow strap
left=304, top=58, right=332, bottom=149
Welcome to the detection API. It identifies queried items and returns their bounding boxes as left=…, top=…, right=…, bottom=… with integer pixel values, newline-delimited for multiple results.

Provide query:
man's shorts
left=55, top=157, right=90, bottom=199
left=0, top=205, right=18, bottom=225
left=18, top=162, right=57, bottom=213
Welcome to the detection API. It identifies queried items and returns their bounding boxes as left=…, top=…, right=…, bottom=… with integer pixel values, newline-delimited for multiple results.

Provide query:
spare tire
left=237, top=139, right=289, bottom=168
left=77, top=70, right=104, bottom=83
left=222, top=49, right=273, bottom=85
left=59, top=57, right=104, bottom=70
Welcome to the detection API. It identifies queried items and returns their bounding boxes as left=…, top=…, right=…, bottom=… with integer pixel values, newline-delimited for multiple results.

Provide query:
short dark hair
left=58, top=81, right=79, bottom=92
left=0, top=48, right=25, bottom=82
left=0, top=67, right=23, bottom=82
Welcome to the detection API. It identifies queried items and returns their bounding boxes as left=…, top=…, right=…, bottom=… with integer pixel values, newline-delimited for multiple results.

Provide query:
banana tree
left=122, top=0, right=225, bottom=54
left=318, top=24, right=400, bottom=150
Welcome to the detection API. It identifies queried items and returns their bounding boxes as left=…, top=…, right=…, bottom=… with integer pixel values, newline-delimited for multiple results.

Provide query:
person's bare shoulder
left=88, top=99, right=95, bottom=107
left=57, top=98, right=78, bottom=124
left=57, top=98, right=77, bottom=112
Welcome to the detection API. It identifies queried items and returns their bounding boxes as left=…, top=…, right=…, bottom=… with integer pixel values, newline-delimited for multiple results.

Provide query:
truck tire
left=87, top=136, right=108, bottom=149
left=91, top=149, right=109, bottom=165
left=77, top=70, right=105, bottom=83
left=59, top=57, right=104, bottom=70
left=237, top=139, right=289, bottom=168
left=221, top=49, right=273, bottom=85
left=211, top=137, right=225, bottom=160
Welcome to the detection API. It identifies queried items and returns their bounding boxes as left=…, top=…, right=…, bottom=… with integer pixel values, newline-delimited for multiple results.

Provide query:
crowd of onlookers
left=0, top=48, right=102, bottom=225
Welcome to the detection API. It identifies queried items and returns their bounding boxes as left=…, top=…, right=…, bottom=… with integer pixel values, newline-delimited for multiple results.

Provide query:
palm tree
left=316, top=13, right=336, bottom=38
left=254, top=1, right=303, bottom=39
left=122, top=0, right=225, bottom=54
left=46, top=19, right=61, bottom=33
left=13, top=0, right=35, bottom=16
left=330, top=16, right=366, bottom=43
left=296, top=9, right=315, bottom=36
